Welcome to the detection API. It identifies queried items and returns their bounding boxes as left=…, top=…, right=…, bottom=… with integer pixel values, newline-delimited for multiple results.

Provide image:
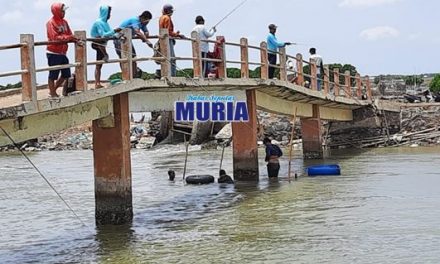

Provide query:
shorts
left=113, top=39, right=136, bottom=58
left=47, top=53, right=71, bottom=80
left=91, top=43, right=106, bottom=61
left=267, top=163, right=280, bottom=178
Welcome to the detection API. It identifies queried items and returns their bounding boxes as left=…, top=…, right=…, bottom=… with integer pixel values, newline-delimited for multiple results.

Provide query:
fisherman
left=218, top=169, right=234, bottom=184
left=168, top=170, right=176, bottom=181
left=159, top=4, right=185, bottom=77
left=266, top=24, right=291, bottom=79
left=309, top=48, right=324, bottom=90
left=114, top=11, right=153, bottom=78
left=46, top=2, right=79, bottom=98
left=263, top=137, right=283, bottom=178
left=90, top=5, right=121, bottom=88
left=192, top=15, right=217, bottom=77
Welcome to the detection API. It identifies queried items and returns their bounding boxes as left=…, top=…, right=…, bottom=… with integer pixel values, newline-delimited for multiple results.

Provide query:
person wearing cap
left=114, top=11, right=153, bottom=78
left=266, top=24, right=291, bottom=79
left=159, top=4, right=185, bottom=77
left=46, top=2, right=78, bottom=98
left=192, top=15, right=216, bottom=77
left=90, top=5, right=121, bottom=88
left=309, top=47, right=324, bottom=90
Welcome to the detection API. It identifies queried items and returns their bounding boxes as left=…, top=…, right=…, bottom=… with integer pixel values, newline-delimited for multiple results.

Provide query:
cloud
left=0, top=10, right=23, bottom=23
left=339, top=0, right=401, bottom=8
left=360, top=26, right=400, bottom=41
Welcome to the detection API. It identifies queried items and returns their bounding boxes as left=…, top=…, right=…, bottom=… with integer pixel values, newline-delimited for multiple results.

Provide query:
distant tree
left=303, top=63, right=358, bottom=85
left=429, top=74, right=440, bottom=93
left=226, top=68, right=241, bottom=78
left=404, top=75, right=424, bottom=86
left=0, top=81, right=22, bottom=91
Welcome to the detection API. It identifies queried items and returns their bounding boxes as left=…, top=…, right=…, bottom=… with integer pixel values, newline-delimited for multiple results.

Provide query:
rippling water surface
left=1, top=146, right=440, bottom=263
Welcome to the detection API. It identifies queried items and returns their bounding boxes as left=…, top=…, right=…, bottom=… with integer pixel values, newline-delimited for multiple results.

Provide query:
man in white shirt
left=192, top=15, right=216, bottom=77
left=309, top=47, right=323, bottom=90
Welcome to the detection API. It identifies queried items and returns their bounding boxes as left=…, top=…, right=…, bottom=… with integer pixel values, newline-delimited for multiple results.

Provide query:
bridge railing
left=0, top=28, right=372, bottom=108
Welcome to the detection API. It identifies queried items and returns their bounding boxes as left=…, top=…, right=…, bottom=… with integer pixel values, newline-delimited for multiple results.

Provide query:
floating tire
left=185, top=175, right=215, bottom=185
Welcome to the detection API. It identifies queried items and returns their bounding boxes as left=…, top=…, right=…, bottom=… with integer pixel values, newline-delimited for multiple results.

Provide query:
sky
left=0, top=0, right=439, bottom=85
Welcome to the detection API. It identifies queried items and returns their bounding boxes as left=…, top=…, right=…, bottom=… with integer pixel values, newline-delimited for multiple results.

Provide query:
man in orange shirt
left=159, top=4, right=184, bottom=77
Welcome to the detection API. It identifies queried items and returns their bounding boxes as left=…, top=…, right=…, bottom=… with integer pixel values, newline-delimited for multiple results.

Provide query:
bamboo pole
left=288, top=107, right=298, bottom=182
left=183, top=135, right=189, bottom=180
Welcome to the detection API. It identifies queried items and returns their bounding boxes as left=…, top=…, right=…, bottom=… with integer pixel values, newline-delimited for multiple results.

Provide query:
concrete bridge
left=1, top=28, right=378, bottom=224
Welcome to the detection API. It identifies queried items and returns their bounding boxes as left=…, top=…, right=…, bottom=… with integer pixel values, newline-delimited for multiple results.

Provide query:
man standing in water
left=263, top=137, right=283, bottom=178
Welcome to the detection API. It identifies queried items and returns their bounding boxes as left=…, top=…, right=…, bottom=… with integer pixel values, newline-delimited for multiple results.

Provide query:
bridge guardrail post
left=333, top=68, right=340, bottom=96
left=191, top=31, right=202, bottom=78
left=20, top=34, right=37, bottom=104
left=323, top=66, right=329, bottom=96
left=310, top=59, right=317, bottom=91
left=279, top=47, right=287, bottom=81
left=356, top=73, right=362, bottom=99
left=159, top=28, right=170, bottom=79
left=345, top=70, right=351, bottom=97
left=365, top=76, right=372, bottom=100
left=74, top=31, right=87, bottom=90
left=240, top=38, right=249, bottom=78
left=216, top=36, right=226, bottom=78
left=120, top=28, right=133, bottom=80
left=296, top=53, right=304, bottom=85
left=260, top=42, right=268, bottom=80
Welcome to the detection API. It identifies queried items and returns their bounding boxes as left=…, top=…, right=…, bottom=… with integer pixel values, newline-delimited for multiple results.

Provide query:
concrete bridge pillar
left=300, top=105, right=323, bottom=159
left=232, top=89, right=259, bottom=181
left=92, top=93, right=132, bottom=225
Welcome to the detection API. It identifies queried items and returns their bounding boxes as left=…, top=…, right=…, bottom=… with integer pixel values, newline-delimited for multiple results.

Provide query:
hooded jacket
left=46, top=3, right=74, bottom=55
left=90, top=6, right=116, bottom=39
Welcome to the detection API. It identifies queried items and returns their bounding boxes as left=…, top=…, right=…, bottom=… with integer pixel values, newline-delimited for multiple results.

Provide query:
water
left=1, top=146, right=440, bottom=263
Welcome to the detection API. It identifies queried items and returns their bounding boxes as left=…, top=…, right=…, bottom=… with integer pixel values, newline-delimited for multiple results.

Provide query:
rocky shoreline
left=1, top=105, right=439, bottom=153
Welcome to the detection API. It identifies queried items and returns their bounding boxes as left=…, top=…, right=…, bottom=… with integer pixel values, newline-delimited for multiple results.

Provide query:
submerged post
left=92, top=93, right=132, bottom=225
left=300, top=105, right=323, bottom=159
left=232, top=89, right=259, bottom=181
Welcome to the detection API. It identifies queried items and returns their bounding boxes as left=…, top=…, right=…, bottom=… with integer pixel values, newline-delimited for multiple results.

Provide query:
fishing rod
left=211, top=0, right=250, bottom=29
left=0, top=127, right=87, bottom=227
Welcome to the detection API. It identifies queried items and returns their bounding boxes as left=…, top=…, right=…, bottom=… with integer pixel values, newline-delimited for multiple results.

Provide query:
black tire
left=185, top=175, right=215, bottom=185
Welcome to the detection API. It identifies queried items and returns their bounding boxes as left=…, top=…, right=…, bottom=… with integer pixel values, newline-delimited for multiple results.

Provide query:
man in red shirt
left=46, top=3, right=78, bottom=98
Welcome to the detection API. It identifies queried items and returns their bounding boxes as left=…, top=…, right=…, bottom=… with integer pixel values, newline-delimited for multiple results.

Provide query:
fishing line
left=0, top=127, right=88, bottom=227
left=211, top=0, right=251, bottom=29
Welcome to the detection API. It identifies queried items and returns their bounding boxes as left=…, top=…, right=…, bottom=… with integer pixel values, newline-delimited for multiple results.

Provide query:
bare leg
left=48, top=78, right=57, bottom=97
left=95, top=64, right=103, bottom=88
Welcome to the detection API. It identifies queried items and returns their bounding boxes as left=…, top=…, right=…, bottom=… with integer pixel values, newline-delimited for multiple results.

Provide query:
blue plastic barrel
left=307, top=164, right=341, bottom=176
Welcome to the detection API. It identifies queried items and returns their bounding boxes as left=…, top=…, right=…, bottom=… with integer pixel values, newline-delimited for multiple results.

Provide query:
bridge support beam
left=92, top=93, right=132, bottom=225
left=300, top=105, right=323, bottom=159
left=232, top=89, right=259, bottom=181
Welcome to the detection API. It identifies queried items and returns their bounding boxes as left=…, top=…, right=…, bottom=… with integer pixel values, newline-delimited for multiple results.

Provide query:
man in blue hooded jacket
left=91, top=5, right=121, bottom=88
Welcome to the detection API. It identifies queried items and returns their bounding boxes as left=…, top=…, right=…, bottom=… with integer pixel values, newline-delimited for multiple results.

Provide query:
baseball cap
left=268, top=24, right=277, bottom=29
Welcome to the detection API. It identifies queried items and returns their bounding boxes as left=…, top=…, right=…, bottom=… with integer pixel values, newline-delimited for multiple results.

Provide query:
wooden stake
left=288, top=107, right=298, bottom=182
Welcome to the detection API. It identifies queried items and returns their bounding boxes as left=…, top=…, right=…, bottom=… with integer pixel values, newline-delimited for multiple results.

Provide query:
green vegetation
left=404, top=75, right=424, bottom=86
left=429, top=74, right=440, bottom=93
left=303, top=63, right=358, bottom=85
left=0, top=81, right=22, bottom=91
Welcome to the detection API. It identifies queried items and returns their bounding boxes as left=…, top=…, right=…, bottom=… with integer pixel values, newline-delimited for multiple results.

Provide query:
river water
left=1, top=146, right=440, bottom=263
